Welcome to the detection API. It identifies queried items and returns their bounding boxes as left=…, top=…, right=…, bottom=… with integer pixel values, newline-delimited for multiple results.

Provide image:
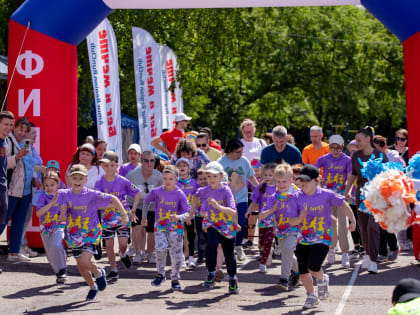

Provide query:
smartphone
left=23, top=139, right=31, bottom=149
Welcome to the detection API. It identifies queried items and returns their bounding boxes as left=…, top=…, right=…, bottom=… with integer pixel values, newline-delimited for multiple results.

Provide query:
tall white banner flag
left=87, top=18, right=123, bottom=160
left=159, top=45, right=183, bottom=130
left=132, top=27, right=162, bottom=150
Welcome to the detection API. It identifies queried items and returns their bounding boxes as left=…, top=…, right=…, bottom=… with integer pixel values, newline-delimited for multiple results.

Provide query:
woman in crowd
left=388, top=129, right=409, bottom=165
left=240, top=119, right=266, bottom=162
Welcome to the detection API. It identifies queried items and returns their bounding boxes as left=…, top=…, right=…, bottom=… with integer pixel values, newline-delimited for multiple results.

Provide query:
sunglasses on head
left=395, top=137, right=407, bottom=142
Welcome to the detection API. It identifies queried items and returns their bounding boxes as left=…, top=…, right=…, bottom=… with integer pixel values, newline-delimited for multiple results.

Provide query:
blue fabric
left=260, top=143, right=302, bottom=165
left=235, top=202, right=248, bottom=246
left=11, top=0, right=112, bottom=46
left=31, top=146, right=43, bottom=206
left=20, top=143, right=34, bottom=197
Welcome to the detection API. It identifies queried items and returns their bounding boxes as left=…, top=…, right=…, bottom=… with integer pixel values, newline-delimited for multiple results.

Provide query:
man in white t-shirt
left=239, top=119, right=266, bottom=162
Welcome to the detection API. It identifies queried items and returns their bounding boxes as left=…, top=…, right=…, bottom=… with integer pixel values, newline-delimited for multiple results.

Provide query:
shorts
left=131, top=209, right=155, bottom=233
left=72, top=244, right=98, bottom=259
left=295, top=243, right=329, bottom=274
left=102, top=226, right=130, bottom=239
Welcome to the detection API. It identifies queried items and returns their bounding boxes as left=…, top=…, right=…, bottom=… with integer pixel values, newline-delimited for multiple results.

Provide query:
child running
left=246, top=163, right=277, bottom=273
left=36, top=171, right=67, bottom=284
left=188, top=161, right=240, bottom=294
left=258, top=164, right=300, bottom=290
left=292, top=165, right=356, bottom=309
left=94, top=151, right=142, bottom=280
left=142, top=165, right=190, bottom=290
left=59, top=164, right=128, bottom=300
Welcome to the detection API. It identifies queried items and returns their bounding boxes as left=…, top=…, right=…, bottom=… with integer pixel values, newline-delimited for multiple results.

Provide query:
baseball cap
left=69, top=164, right=88, bottom=177
left=175, top=157, right=192, bottom=168
left=80, top=143, right=95, bottom=155
left=329, top=135, right=344, bottom=147
left=128, top=144, right=141, bottom=154
left=174, top=113, right=192, bottom=122
left=46, top=160, right=60, bottom=170
left=100, top=151, right=119, bottom=163
left=158, top=152, right=169, bottom=161
left=205, top=161, right=224, bottom=174
left=296, top=164, right=320, bottom=181
left=392, top=278, right=420, bottom=304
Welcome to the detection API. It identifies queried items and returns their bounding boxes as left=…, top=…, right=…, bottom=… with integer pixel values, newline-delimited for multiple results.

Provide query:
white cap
left=175, top=157, right=192, bottom=168
left=128, top=143, right=142, bottom=154
left=329, top=135, right=344, bottom=147
left=174, top=113, right=192, bottom=122
left=205, top=161, right=224, bottom=174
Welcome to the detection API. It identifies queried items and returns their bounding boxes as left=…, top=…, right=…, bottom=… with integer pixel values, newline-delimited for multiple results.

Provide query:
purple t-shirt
left=119, top=162, right=138, bottom=177
left=295, top=188, right=344, bottom=246
left=177, top=177, right=200, bottom=206
left=59, top=180, right=66, bottom=189
left=196, top=184, right=237, bottom=239
left=144, top=186, right=190, bottom=234
left=250, top=183, right=276, bottom=228
left=315, top=153, right=351, bottom=194
left=59, top=187, right=112, bottom=248
left=94, top=175, right=140, bottom=229
left=37, top=191, right=64, bottom=236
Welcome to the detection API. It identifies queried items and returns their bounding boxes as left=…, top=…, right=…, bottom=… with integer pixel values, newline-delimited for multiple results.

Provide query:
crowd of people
left=0, top=110, right=416, bottom=311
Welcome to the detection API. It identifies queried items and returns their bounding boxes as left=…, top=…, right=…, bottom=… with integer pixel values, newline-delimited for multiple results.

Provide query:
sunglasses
left=142, top=159, right=155, bottom=163
left=373, top=140, right=385, bottom=147
left=395, top=137, right=407, bottom=142
left=196, top=143, right=207, bottom=148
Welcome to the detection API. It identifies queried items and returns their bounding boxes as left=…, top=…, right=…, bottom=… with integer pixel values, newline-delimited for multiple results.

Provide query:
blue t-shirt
left=21, top=142, right=34, bottom=196
left=260, top=143, right=302, bottom=165
left=0, top=138, right=7, bottom=192
left=218, top=155, right=254, bottom=203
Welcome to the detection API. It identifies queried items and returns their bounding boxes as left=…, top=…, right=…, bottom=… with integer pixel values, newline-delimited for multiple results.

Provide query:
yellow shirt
left=205, top=147, right=222, bottom=162
left=302, top=142, right=330, bottom=165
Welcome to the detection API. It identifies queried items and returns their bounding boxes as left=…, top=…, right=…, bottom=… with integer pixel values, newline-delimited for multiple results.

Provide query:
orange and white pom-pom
left=364, top=169, right=420, bottom=233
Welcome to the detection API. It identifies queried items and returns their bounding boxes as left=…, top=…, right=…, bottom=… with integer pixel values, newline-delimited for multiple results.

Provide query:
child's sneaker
left=259, top=264, right=267, bottom=273
left=126, top=245, right=136, bottom=257
left=188, top=256, right=197, bottom=268
left=277, top=277, right=289, bottom=291
left=327, top=250, right=335, bottom=264
left=121, top=254, right=132, bottom=269
left=56, top=269, right=68, bottom=284
left=341, top=253, right=350, bottom=268
left=180, top=256, right=187, bottom=269
left=86, top=288, right=98, bottom=300
left=289, top=271, right=300, bottom=287
left=95, top=268, right=107, bottom=291
left=303, top=293, right=320, bottom=309
left=228, top=278, right=239, bottom=294
left=317, top=274, right=329, bottom=300
left=133, top=252, right=143, bottom=264
left=203, top=273, right=216, bottom=288
left=171, top=280, right=182, bottom=291
left=106, top=270, right=119, bottom=281
left=151, top=273, right=166, bottom=286
left=362, top=255, right=371, bottom=269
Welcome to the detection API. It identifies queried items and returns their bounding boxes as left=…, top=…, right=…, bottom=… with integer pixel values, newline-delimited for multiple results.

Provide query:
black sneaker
left=106, top=270, right=119, bottom=281
left=121, top=255, right=132, bottom=269
left=277, top=277, right=289, bottom=291
left=243, top=240, right=253, bottom=248
left=95, top=268, right=107, bottom=291
left=151, top=274, right=166, bottom=286
left=94, top=244, right=102, bottom=260
left=203, top=273, right=216, bottom=288
left=349, top=249, right=359, bottom=260
left=56, top=269, right=68, bottom=284
left=171, top=280, right=182, bottom=291
left=289, top=271, right=299, bottom=287
left=228, top=278, right=239, bottom=294
left=197, top=257, right=205, bottom=264
left=86, top=288, right=98, bottom=300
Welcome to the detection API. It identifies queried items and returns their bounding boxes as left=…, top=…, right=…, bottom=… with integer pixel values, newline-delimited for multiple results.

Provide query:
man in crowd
left=302, top=125, right=330, bottom=165
left=199, top=127, right=222, bottom=152
left=195, top=133, right=221, bottom=162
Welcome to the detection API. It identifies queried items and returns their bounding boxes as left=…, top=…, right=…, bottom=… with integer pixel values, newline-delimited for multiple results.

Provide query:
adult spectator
left=373, top=135, right=405, bottom=166
left=151, top=112, right=191, bottom=156
left=260, top=126, right=302, bottom=165
left=126, top=150, right=163, bottom=264
left=218, top=138, right=259, bottom=261
left=94, top=139, right=107, bottom=161
left=0, top=117, right=33, bottom=262
left=302, top=125, right=330, bottom=165
left=195, top=133, right=221, bottom=162
left=170, top=139, right=210, bottom=178
left=65, top=143, right=104, bottom=189
left=0, top=111, right=14, bottom=226
left=199, top=127, right=222, bottom=152
left=388, top=128, right=409, bottom=165
left=239, top=119, right=266, bottom=162
left=119, top=144, right=142, bottom=177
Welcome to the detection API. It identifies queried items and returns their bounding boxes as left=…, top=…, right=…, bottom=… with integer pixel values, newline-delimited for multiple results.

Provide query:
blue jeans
left=0, top=194, right=32, bottom=254
left=235, top=202, right=248, bottom=246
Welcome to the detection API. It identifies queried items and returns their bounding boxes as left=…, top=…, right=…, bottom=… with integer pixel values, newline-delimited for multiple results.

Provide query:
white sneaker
left=361, top=255, right=371, bottom=269
left=188, top=256, right=196, bottom=268
left=133, top=252, right=142, bottom=264
left=180, top=256, right=187, bottom=269
left=317, top=274, right=330, bottom=300
left=7, top=253, right=31, bottom=262
left=235, top=246, right=247, bottom=261
left=368, top=261, right=378, bottom=274
left=259, top=264, right=267, bottom=273
left=327, top=250, right=336, bottom=264
left=341, top=253, right=350, bottom=268
left=126, top=246, right=137, bottom=257
left=148, top=252, right=156, bottom=264
left=21, top=245, right=38, bottom=258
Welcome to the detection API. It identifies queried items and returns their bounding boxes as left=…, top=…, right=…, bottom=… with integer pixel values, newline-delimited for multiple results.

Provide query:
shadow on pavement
left=238, top=295, right=298, bottom=311
left=22, top=301, right=95, bottom=315
left=3, top=281, right=86, bottom=299
left=165, top=292, right=230, bottom=310
left=115, top=289, right=173, bottom=302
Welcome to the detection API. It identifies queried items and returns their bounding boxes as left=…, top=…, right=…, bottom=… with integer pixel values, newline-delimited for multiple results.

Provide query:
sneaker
left=368, top=261, right=378, bottom=274
left=126, top=246, right=136, bottom=257
left=387, top=249, right=399, bottom=262
left=228, top=278, right=239, bottom=294
left=203, top=273, right=216, bottom=288
left=94, top=244, right=102, bottom=260
left=215, top=269, right=224, bottom=282
left=341, top=253, right=350, bottom=268
left=121, top=254, right=132, bottom=269
left=349, top=249, right=360, bottom=260
left=148, top=252, right=156, bottom=264
left=188, top=256, right=197, bottom=268
left=151, top=273, right=166, bottom=286
left=327, top=250, right=335, bottom=264
left=277, top=278, right=289, bottom=291
left=95, top=268, right=107, bottom=291
left=180, top=256, right=187, bottom=269
left=289, top=271, right=300, bottom=287
left=243, top=240, right=253, bottom=248
left=21, top=245, right=38, bottom=258
left=133, top=252, right=143, bottom=264
left=376, top=255, right=387, bottom=263
left=317, top=274, right=329, bottom=300
left=303, top=293, right=320, bottom=309
left=361, top=255, right=371, bottom=269
left=171, top=280, right=182, bottom=291
left=235, top=246, right=246, bottom=261
left=197, top=257, right=205, bottom=264
left=259, top=264, right=267, bottom=273
left=7, top=253, right=31, bottom=262
left=106, top=270, right=119, bottom=281
left=86, top=288, right=98, bottom=300
left=56, top=269, right=68, bottom=284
